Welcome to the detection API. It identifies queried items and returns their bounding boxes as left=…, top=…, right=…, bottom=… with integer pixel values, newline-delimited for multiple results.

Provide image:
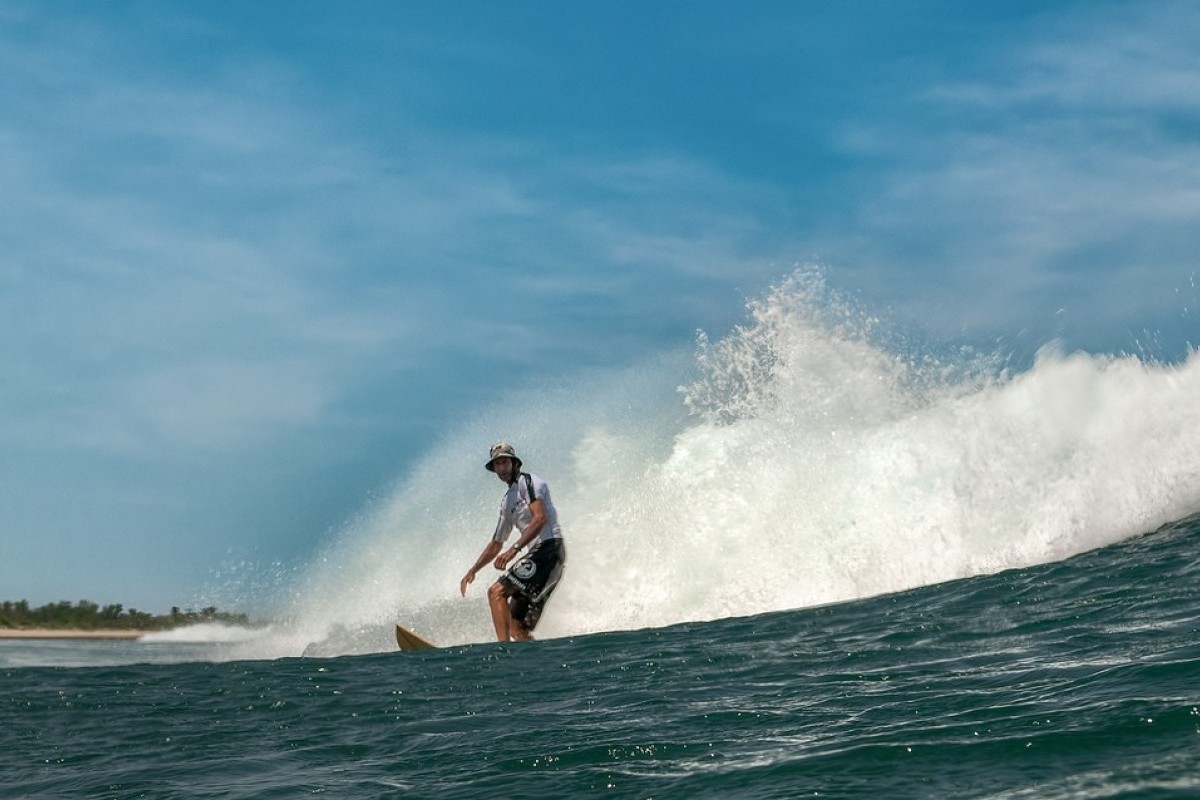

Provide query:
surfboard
left=395, top=623, right=437, bottom=651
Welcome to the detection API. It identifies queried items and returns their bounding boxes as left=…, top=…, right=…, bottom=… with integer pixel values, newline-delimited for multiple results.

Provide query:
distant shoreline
left=0, top=629, right=144, bottom=640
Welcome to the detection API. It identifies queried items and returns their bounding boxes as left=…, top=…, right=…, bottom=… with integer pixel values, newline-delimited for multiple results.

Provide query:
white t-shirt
left=491, top=472, right=563, bottom=547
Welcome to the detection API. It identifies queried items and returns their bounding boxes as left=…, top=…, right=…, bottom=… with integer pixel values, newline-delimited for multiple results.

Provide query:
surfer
left=459, top=442, right=567, bottom=642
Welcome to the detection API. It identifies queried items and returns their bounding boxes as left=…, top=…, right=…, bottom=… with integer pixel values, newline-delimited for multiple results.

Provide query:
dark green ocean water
left=4, top=514, right=1198, bottom=799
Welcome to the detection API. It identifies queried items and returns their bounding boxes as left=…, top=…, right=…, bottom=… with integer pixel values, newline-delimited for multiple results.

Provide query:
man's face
left=492, top=457, right=516, bottom=483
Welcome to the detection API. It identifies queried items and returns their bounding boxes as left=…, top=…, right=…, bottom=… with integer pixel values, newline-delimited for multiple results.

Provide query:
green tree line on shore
left=0, top=599, right=253, bottom=631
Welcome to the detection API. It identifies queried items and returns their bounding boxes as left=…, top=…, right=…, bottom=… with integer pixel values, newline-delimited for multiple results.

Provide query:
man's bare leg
left=487, top=582, right=536, bottom=642
left=487, top=583, right=512, bottom=641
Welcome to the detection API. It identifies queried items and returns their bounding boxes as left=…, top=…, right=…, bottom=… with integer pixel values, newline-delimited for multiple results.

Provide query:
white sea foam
left=232, top=269, right=1200, bottom=659
left=139, top=622, right=266, bottom=644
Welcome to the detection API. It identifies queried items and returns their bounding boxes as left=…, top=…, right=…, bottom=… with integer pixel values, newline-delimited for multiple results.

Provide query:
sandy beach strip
left=0, top=628, right=144, bottom=640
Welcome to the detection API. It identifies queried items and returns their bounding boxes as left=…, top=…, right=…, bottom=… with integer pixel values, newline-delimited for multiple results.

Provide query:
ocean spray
left=234, top=270, right=1200, bottom=659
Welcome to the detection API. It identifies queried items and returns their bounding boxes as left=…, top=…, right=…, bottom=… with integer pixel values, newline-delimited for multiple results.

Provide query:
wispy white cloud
left=1, top=44, right=400, bottom=467
left=820, top=2, right=1200, bottom=348
left=0, top=4, right=796, bottom=472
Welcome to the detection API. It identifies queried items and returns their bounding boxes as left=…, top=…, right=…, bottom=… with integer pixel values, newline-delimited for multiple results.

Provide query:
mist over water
left=234, top=271, right=1200, bottom=660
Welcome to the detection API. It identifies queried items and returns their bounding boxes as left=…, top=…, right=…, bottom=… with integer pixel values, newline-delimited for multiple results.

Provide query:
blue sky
left=3, top=1, right=1198, bottom=611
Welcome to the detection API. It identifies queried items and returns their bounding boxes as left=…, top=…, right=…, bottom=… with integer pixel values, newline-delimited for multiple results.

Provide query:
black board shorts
left=500, top=537, right=566, bottom=631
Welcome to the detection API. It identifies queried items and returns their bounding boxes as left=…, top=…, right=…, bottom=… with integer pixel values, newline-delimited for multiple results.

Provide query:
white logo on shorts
left=513, top=558, right=536, bottom=580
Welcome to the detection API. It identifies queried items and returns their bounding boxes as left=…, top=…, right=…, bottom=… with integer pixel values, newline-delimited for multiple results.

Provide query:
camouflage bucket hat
left=485, top=442, right=523, bottom=472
